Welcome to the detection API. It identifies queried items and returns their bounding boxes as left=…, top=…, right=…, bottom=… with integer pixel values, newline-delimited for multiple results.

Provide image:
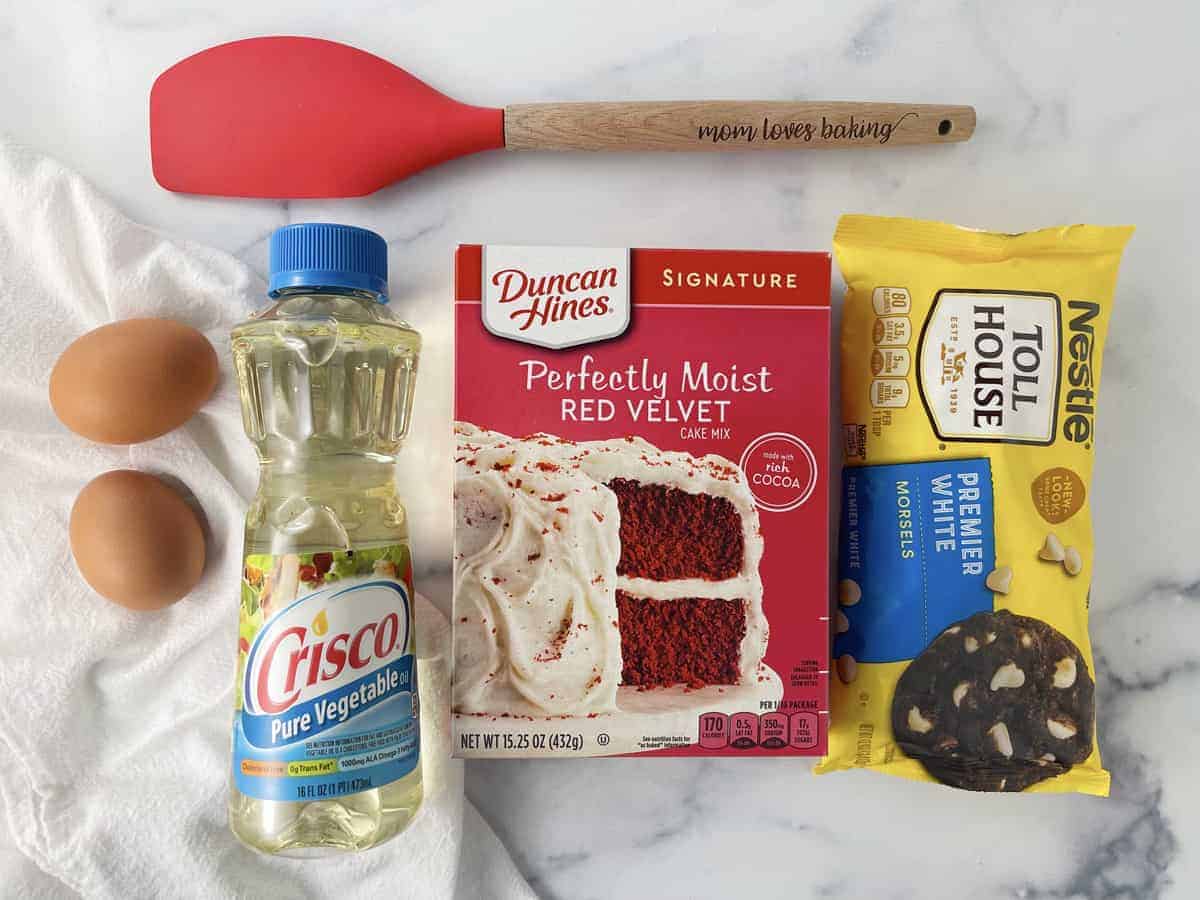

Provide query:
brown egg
left=69, top=470, right=206, bottom=610
left=49, top=318, right=218, bottom=444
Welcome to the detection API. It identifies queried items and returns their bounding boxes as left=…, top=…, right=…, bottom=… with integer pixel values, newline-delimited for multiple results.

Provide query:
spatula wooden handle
left=504, top=101, right=974, bottom=151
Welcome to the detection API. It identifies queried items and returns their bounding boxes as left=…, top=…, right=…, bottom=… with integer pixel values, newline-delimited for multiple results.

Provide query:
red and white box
left=452, top=245, right=830, bottom=757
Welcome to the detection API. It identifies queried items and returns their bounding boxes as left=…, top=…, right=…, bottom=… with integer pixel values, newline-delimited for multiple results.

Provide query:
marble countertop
left=3, top=0, right=1194, bottom=897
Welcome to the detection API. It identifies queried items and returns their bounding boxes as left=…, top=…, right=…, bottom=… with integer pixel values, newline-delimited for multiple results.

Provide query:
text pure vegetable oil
left=229, top=223, right=423, bottom=854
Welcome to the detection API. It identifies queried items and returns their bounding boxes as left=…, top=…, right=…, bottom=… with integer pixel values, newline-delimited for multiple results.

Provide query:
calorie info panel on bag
left=452, top=244, right=831, bottom=758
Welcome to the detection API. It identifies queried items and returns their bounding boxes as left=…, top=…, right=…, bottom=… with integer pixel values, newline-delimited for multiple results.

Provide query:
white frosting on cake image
left=453, top=422, right=779, bottom=737
left=453, top=423, right=622, bottom=716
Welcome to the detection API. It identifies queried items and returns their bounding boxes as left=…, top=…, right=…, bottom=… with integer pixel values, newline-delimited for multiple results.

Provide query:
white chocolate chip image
left=1063, top=547, right=1083, bottom=576
left=990, top=661, right=1026, bottom=691
left=907, top=706, right=934, bottom=734
left=1020, top=631, right=1033, bottom=648
left=836, top=654, right=857, bottom=684
left=839, top=578, right=862, bottom=607
left=1039, top=533, right=1066, bottom=562
left=964, top=635, right=980, bottom=653
left=835, top=610, right=850, bottom=634
left=952, top=681, right=970, bottom=708
left=986, top=631, right=997, bottom=645
left=1047, top=717, right=1078, bottom=740
left=985, top=565, right=1013, bottom=594
left=989, top=722, right=1014, bottom=759
left=1053, top=657, right=1077, bottom=689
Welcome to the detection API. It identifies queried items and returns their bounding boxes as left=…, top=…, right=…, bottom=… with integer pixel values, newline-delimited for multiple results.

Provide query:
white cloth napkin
left=0, top=137, right=534, bottom=900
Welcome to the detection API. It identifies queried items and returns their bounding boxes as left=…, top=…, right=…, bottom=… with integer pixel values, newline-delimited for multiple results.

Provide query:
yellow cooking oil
left=228, top=224, right=422, bottom=855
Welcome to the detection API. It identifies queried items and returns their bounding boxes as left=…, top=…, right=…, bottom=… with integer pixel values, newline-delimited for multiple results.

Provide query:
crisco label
left=233, top=546, right=418, bottom=802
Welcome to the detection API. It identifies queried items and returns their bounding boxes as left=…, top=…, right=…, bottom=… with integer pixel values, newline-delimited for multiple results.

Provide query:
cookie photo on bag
left=890, top=609, right=1095, bottom=792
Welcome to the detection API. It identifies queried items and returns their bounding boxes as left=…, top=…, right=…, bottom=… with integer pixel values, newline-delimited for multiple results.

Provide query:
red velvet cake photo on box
left=452, top=245, right=830, bottom=757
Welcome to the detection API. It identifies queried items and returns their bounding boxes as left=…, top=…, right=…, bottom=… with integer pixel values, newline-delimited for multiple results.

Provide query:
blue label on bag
left=836, top=459, right=996, bottom=663
left=232, top=549, right=420, bottom=802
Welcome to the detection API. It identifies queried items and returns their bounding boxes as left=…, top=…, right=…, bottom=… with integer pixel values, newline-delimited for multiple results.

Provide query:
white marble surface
left=1, top=0, right=1196, bottom=897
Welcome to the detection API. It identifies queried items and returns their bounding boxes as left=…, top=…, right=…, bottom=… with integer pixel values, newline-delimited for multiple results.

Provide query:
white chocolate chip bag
left=816, top=215, right=1133, bottom=794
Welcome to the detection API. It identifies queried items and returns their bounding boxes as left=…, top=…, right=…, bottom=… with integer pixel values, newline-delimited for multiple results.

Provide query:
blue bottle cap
left=268, top=223, right=389, bottom=301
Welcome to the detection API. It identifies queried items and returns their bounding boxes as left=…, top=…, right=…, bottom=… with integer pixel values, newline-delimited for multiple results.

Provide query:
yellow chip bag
left=817, top=215, right=1133, bottom=794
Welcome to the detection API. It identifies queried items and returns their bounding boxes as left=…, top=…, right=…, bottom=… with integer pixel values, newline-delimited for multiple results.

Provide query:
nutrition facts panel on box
left=698, top=711, right=818, bottom=751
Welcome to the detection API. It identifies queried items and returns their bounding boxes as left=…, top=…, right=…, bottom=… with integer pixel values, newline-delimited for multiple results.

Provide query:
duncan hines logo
left=482, top=245, right=631, bottom=350
left=918, top=290, right=1062, bottom=445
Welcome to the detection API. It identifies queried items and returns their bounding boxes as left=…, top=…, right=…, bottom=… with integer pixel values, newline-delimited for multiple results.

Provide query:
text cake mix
left=452, top=245, right=830, bottom=757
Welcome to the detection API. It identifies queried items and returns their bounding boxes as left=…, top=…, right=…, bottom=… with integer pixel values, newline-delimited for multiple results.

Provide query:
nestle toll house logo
left=482, top=246, right=631, bottom=350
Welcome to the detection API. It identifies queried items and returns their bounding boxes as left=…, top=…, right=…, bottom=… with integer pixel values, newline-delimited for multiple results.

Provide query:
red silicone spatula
left=151, top=36, right=976, bottom=198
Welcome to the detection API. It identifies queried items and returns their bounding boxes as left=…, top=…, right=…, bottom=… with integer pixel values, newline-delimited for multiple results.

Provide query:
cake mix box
left=452, top=244, right=830, bottom=758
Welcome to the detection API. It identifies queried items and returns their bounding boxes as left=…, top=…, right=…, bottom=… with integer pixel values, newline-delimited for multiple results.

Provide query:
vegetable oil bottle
left=229, top=223, right=422, bottom=855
